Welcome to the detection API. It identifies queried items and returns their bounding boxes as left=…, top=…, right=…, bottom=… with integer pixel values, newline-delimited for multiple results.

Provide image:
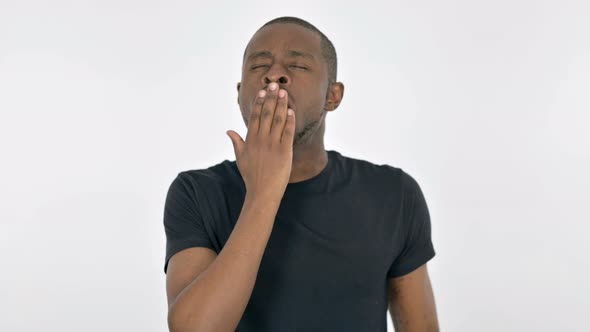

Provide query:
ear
left=324, top=82, right=344, bottom=112
left=236, top=82, right=241, bottom=104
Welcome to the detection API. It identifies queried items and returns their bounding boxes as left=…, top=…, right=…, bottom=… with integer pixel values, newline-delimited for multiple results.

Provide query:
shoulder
left=177, top=158, right=241, bottom=185
left=168, top=159, right=244, bottom=197
left=336, top=150, right=404, bottom=181
left=343, top=152, right=413, bottom=190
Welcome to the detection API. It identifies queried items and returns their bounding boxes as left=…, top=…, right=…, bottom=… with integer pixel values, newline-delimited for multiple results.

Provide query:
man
left=164, top=16, right=439, bottom=332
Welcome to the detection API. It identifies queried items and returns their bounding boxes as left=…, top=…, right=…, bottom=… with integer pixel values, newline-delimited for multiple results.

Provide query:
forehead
left=245, top=23, right=322, bottom=60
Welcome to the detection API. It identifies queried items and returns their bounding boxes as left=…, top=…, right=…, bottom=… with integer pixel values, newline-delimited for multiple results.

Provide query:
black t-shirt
left=163, top=149, right=435, bottom=331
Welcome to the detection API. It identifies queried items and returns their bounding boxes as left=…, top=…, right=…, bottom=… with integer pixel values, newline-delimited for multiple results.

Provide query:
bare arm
left=167, top=83, right=296, bottom=332
left=388, top=263, right=440, bottom=332
left=167, top=192, right=282, bottom=332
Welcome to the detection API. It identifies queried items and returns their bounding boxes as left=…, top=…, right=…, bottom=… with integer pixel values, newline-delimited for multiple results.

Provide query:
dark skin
left=236, top=23, right=344, bottom=183
left=167, top=21, right=438, bottom=332
left=230, top=22, right=440, bottom=331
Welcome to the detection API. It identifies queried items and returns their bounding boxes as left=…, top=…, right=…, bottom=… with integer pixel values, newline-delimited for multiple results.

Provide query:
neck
left=288, top=117, right=328, bottom=184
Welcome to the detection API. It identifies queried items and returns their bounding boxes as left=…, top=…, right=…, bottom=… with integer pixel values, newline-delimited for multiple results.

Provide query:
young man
left=164, top=16, right=439, bottom=332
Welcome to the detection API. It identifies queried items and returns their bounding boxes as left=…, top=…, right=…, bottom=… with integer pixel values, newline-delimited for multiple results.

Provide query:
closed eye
left=289, top=65, right=308, bottom=70
left=251, top=64, right=269, bottom=70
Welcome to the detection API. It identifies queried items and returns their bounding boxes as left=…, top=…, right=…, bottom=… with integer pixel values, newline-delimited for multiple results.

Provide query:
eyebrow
left=247, top=50, right=315, bottom=62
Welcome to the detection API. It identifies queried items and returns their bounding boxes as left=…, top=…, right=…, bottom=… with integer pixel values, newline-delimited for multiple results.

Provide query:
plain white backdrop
left=1, top=0, right=589, bottom=331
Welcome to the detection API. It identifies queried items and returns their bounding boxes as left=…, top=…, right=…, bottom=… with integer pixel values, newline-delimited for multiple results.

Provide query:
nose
left=262, top=64, right=290, bottom=86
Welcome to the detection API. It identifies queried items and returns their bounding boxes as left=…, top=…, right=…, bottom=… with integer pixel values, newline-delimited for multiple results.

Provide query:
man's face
left=237, top=23, right=330, bottom=144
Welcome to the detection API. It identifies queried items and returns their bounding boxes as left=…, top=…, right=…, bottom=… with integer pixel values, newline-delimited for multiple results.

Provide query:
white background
left=1, top=0, right=589, bottom=331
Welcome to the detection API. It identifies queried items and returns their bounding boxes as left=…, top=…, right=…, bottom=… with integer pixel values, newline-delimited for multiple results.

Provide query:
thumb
left=226, top=130, right=244, bottom=156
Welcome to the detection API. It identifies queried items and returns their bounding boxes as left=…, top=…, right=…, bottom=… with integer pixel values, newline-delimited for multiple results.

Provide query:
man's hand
left=227, top=82, right=295, bottom=198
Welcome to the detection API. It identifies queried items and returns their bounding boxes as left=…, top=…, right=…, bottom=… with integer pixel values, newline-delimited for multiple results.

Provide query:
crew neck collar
left=227, top=150, right=339, bottom=195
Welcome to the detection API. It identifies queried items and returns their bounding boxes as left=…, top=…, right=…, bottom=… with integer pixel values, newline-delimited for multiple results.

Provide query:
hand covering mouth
left=250, top=92, right=294, bottom=110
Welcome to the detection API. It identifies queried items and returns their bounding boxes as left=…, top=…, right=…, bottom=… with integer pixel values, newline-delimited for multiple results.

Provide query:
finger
left=259, top=82, right=279, bottom=135
left=226, top=130, right=244, bottom=157
left=270, top=89, right=288, bottom=140
left=281, top=108, right=295, bottom=146
left=246, top=89, right=266, bottom=140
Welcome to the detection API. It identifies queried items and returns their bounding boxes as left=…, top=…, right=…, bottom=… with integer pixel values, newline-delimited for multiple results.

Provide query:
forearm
left=168, top=192, right=282, bottom=332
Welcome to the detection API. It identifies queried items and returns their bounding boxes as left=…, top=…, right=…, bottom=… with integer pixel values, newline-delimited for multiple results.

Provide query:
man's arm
left=167, top=192, right=282, bottom=332
left=388, top=263, right=440, bottom=332
left=167, top=83, right=296, bottom=332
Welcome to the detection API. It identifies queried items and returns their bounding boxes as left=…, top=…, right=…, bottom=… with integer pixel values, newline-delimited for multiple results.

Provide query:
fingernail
left=279, top=89, right=286, bottom=98
left=258, top=90, right=266, bottom=98
left=269, top=82, right=278, bottom=91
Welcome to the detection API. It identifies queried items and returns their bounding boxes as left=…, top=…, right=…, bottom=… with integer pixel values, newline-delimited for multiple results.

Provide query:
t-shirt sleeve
left=163, top=172, right=215, bottom=274
left=387, top=170, right=436, bottom=278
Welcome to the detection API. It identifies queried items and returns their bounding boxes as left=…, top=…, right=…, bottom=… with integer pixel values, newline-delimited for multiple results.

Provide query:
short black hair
left=243, top=16, right=338, bottom=83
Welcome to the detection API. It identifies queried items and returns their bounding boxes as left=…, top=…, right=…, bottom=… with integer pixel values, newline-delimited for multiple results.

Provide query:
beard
left=240, top=109, right=325, bottom=147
